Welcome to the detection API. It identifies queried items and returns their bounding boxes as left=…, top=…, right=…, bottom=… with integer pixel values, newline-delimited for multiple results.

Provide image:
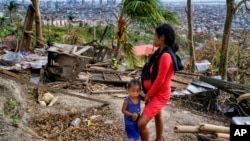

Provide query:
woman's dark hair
left=155, top=23, right=179, bottom=52
left=127, top=78, right=141, bottom=89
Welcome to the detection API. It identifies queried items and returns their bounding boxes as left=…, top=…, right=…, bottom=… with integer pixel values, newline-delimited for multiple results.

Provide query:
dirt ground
left=0, top=78, right=229, bottom=141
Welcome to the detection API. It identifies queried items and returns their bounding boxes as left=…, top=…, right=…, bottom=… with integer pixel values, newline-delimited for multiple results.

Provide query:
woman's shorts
left=143, top=96, right=169, bottom=118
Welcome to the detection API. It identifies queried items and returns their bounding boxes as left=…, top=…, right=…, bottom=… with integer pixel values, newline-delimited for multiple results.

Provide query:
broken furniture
left=42, top=42, right=110, bottom=82
left=43, top=43, right=93, bottom=81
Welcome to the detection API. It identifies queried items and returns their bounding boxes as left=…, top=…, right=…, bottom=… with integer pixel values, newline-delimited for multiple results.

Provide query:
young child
left=122, top=79, right=142, bottom=141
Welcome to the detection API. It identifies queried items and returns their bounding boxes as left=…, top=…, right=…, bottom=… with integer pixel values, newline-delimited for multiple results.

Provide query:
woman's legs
left=137, top=114, right=152, bottom=141
left=155, top=110, right=164, bottom=141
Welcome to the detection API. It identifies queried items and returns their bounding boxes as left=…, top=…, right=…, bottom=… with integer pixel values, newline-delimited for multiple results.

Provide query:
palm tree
left=5, top=1, right=19, bottom=24
left=0, top=17, right=6, bottom=26
left=113, top=0, right=181, bottom=66
left=67, top=14, right=75, bottom=26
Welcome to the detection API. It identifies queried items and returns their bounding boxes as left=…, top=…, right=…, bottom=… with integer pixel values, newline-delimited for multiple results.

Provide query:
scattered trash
left=104, top=119, right=114, bottom=124
left=70, top=118, right=81, bottom=126
left=85, top=119, right=91, bottom=126
left=90, top=115, right=101, bottom=120
left=1, top=52, right=21, bottom=65
left=18, top=50, right=29, bottom=56
left=30, top=76, right=40, bottom=84
left=29, top=60, right=47, bottom=69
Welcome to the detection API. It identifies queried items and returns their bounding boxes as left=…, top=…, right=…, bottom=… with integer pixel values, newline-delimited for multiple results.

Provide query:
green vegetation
left=11, top=114, right=20, bottom=124
left=6, top=98, right=17, bottom=110
left=42, top=24, right=109, bottom=44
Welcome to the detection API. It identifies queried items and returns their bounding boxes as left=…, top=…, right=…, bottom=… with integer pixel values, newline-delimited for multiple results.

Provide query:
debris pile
left=174, top=123, right=229, bottom=140
left=29, top=106, right=126, bottom=141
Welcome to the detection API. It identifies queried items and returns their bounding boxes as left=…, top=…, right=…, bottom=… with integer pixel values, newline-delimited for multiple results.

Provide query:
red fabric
left=142, top=53, right=174, bottom=117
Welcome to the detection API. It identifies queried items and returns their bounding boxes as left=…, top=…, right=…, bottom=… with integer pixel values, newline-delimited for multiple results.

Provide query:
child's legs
left=125, top=124, right=140, bottom=141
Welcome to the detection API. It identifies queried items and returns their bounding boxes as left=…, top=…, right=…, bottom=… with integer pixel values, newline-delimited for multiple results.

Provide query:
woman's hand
left=144, top=96, right=150, bottom=105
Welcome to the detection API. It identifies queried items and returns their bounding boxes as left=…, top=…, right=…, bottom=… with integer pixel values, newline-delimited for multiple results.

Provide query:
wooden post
left=20, top=4, right=35, bottom=51
left=31, top=0, right=44, bottom=48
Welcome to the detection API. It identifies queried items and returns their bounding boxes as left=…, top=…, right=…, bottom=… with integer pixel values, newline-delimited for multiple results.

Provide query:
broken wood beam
left=175, top=71, right=201, bottom=76
left=200, top=75, right=250, bottom=95
left=0, top=73, right=109, bottom=105
left=82, top=68, right=131, bottom=74
left=174, top=125, right=200, bottom=133
left=86, top=62, right=110, bottom=68
left=0, top=70, right=20, bottom=79
left=76, top=78, right=128, bottom=85
left=199, top=123, right=229, bottom=134
left=171, top=78, right=190, bottom=85
left=91, top=90, right=127, bottom=94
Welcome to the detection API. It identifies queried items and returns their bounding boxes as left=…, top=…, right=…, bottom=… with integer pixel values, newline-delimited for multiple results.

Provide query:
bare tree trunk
left=20, top=5, right=35, bottom=51
left=186, top=0, right=196, bottom=72
left=114, top=13, right=127, bottom=59
left=31, top=0, right=44, bottom=48
left=9, top=10, right=12, bottom=24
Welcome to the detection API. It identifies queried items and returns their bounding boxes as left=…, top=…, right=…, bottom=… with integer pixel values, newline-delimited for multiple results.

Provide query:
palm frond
left=161, top=10, right=182, bottom=26
left=121, top=0, right=180, bottom=28
left=122, top=42, right=138, bottom=68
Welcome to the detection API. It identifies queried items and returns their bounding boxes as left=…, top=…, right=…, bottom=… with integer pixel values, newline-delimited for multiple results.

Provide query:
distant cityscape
left=0, top=0, right=249, bottom=39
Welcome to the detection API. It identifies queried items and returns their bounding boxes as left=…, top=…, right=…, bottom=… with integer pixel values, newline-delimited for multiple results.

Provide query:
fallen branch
left=237, top=93, right=250, bottom=103
left=86, top=62, right=110, bottom=68
left=127, top=70, right=138, bottom=76
left=91, top=90, right=127, bottom=94
left=0, top=70, right=20, bottom=79
left=15, top=123, right=44, bottom=139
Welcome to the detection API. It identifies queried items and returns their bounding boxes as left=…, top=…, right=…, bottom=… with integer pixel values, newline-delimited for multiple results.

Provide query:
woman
left=138, top=23, right=178, bottom=141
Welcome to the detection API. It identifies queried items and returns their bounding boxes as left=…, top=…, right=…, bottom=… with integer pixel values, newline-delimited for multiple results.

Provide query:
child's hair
left=127, top=78, right=141, bottom=89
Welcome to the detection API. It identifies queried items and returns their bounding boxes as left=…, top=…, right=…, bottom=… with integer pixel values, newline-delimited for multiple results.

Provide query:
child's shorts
left=125, top=124, right=140, bottom=140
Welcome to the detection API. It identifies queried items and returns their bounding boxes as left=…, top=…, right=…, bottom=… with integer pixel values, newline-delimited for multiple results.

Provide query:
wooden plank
left=91, top=90, right=127, bottom=94
left=176, top=71, right=201, bottom=76
left=82, top=68, right=131, bottom=74
left=171, top=78, right=190, bottom=85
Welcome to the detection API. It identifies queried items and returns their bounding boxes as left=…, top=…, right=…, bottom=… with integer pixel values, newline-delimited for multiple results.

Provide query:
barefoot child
left=122, top=79, right=142, bottom=141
